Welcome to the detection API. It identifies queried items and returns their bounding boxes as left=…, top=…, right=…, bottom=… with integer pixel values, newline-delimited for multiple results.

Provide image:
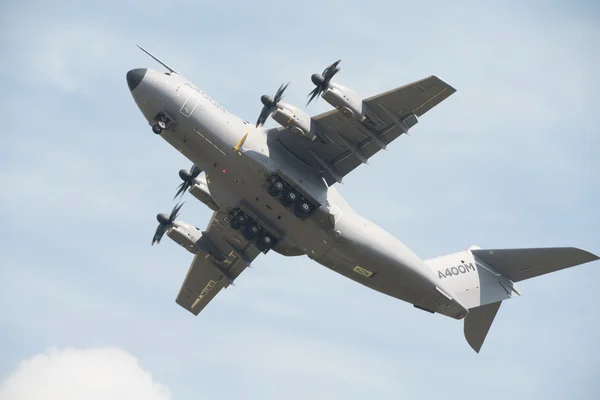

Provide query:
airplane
left=126, top=46, right=598, bottom=352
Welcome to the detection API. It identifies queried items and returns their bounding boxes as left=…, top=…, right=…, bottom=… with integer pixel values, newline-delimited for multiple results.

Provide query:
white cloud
left=0, top=348, right=171, bottom=400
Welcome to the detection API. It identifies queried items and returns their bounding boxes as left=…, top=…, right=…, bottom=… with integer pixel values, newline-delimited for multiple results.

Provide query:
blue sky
left=0, top=0, right=599, bottom=399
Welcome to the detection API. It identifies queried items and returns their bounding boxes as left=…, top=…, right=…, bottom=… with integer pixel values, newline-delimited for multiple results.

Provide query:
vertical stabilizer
left=464, top=302, right=502, bottom=353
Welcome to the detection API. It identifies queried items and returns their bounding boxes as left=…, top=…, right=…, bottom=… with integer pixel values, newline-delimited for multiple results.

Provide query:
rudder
left=464, top=301, right=502, bottom=353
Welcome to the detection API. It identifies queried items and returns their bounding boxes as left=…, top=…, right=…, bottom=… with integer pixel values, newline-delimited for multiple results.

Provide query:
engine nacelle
left=322, top=83, right=364, bottom=120
left=188, top=175, right=219, bottom=211
left=167, top=221, right=201, bottom=254
left=271, top=102, right=316, bottom=140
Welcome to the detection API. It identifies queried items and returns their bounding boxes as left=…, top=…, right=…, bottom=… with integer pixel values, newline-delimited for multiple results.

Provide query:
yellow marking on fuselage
left=234, top=125, right=249, bottom=152
left=353, top=265, right=374, bottom=278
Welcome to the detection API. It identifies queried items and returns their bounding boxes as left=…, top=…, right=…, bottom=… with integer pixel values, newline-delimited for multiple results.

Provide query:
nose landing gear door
left=180, top=96, right=199, bottom=117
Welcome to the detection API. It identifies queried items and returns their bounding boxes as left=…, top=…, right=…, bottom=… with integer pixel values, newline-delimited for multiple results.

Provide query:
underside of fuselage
left=126, top=60, right=599, bottom=353
left=128, top=68, right=338, bottom=256
left=127, top=67, right=470, bottom=320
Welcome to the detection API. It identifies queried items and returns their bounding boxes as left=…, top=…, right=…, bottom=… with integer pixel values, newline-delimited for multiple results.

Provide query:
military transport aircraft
left=126, top=46, right=598, bottom=352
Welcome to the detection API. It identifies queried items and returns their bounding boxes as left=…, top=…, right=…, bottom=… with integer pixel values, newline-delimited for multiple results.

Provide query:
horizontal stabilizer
left=464, top=302, right=501, bottom=353
left=471, top=247, right=599, bottom=282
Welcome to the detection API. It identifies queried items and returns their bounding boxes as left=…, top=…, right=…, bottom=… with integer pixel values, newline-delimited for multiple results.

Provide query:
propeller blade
left=256, top=105, right=272, bottom=127
left=169, top=202, right=184, bottom=222
left=174, top=182, right=188, bottom=200
left=152, top=224, right=167, bottom=246
left=307, top=60, right=340, bottom=106
left=322, top=60, right=341, bottom=80
left=255, top=83, right=289, bottom=127
left=190, top=164, right=202, bottom=178
left=307, top=87, right=320, bottom=105
left=173, top=165, right=202, bottom=199
left=152, top=203, right=183, bottom=246
left=274, top=82, right=289, bottom=104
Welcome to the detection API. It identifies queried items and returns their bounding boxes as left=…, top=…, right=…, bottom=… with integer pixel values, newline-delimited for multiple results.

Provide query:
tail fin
left=464, top=302, right=502, bottom=353
left=425, top=246, right=598, bottom=352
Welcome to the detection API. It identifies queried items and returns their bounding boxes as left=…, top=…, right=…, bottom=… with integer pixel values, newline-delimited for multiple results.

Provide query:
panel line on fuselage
left=193, top=128, right=227, bottom=156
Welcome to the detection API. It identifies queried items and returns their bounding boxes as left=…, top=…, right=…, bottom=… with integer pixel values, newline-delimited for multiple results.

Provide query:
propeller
left=307, top=59, right=341, bottom=105
left=151, top=202, right=184, bottom=245
left=255, top=83, right=289, bottom=127
left=174, top=164, right=202, bottom=199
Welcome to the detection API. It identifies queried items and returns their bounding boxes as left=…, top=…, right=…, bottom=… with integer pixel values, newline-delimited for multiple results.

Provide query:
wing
left=274, top=76, right=456, bottom=185
left=471, top=247, right=599, bottom=283
left=175, top=211, right=263, bottom=315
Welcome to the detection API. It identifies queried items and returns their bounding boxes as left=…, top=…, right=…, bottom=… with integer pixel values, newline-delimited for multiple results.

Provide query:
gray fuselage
left=128, top=68, right=468, bottom=320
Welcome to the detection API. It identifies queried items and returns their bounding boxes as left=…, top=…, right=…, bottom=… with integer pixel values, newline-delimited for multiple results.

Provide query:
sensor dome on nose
left=126, top=68, right=147, bottom=91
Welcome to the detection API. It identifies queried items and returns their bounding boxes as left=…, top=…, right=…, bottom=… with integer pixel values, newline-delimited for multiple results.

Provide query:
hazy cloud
left=0, top=348, right=171, bottom=400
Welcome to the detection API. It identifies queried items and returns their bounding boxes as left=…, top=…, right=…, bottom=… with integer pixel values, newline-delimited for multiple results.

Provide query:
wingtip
left=587, top=251, right=600, bottom=261
left=569, top=247, right=600, bottom=263
left=586, top=250, right=600, bottom=261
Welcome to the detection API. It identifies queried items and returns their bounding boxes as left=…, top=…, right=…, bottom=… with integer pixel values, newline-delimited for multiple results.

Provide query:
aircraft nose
left=126, top=68, right=146, bottom=91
